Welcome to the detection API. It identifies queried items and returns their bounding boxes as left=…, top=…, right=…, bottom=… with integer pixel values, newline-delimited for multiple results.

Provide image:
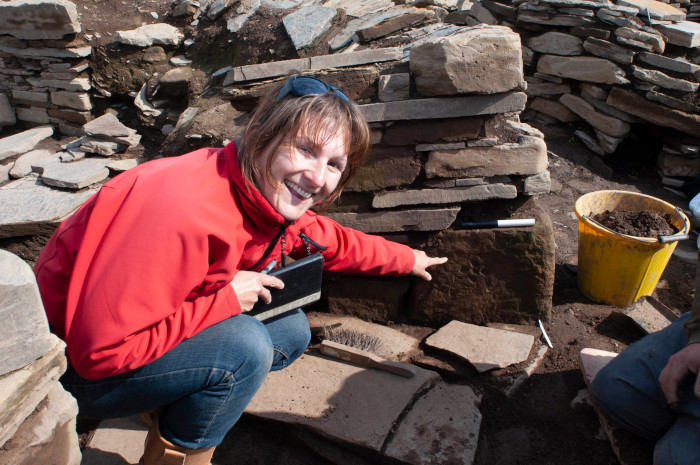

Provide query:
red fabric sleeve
left=303, top=214, right=416, bottom=276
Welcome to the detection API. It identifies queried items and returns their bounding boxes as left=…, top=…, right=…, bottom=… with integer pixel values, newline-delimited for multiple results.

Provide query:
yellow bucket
left=574, top=190, right=690, bottom=307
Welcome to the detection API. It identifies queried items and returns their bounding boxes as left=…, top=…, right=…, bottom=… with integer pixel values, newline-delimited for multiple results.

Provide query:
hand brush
left=317, top=326, right=416, bottom=378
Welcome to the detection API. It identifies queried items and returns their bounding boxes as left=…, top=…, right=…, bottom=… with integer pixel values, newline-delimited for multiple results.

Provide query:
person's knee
left=267, top=309, right=311, bottom=370
left=589, top=365, right=620, bottom=415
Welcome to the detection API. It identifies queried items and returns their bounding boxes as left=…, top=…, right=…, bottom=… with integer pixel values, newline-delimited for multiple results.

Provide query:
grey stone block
left=0, top=250, right=54, bottom=376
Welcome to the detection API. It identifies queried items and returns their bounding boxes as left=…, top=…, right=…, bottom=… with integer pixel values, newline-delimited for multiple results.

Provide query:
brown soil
left=593, top=210, right=677, bottom=238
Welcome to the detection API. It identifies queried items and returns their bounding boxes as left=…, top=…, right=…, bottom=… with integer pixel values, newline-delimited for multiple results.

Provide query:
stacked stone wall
left=446, top=0, right=700, bottom=182
left=0, top=0, right=93, bottom=136
left=222, top=24, right=556, bottom=325
left=0, top=250, right=81, bottom=465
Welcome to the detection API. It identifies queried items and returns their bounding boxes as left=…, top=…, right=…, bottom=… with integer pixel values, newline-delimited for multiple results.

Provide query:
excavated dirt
left=593, top=210, right=677, bottom=238
left=2, top=1, right=697, bottom=464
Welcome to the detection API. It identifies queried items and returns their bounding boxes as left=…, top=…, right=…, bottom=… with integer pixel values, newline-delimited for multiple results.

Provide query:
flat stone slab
left=385, top=381, right=481, bottom=465
left=360, top=92, right=527, bottom=123
left=425, top=320, right=535, bottom=372
left=83, top=112, right=133, bottom=138
left=0, top=126, right=54, bottom=162
left=327, top=207, right=460, bottom=233
left=9, top=149, right=55, bottom=179
left=617, top=0, right=686, bottom=21
left=282, top=5, right=337, bottom=49
left=656, top=21, right=700, bottom=48
left=82, top=416, right=147, bottom=465
left=606, top=87, right=700, bottom=137
left=40, top=158, right=110, bottom=189
left=537, top=55, right=629, bottom=85
left=246, top=352, right=439, bottom=452
left=115, top=23, right=184, bottom=47
left=0, top=336, right=66, bottom=447
left=372, top=183, right=518, bottom=209
left=0, top=175, right=97, bottom=238
left=425, top=136, right=548, bottom=178
left=0, top=250, right=55, bottom=376
left=623, top=296, right=679, bottom=334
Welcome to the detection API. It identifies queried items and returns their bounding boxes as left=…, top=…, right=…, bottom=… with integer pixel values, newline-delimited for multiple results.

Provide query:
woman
left=34, top=75, right=447, bottom=464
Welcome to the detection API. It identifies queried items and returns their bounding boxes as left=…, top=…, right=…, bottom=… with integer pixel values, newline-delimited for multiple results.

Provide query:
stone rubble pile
left=0, top=113, right=141, bottom=238
left=221, top=23, right=555, bottom=325
left=0, top=250, right=81, bottom=465
left=442, top=0, right=700, bottom=187
left=0, top=0, right=92, bottom=137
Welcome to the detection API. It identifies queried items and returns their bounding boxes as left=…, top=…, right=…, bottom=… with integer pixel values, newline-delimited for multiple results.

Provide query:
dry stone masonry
left=0, top=0, right=92, bottom=136
left=0, top=250, right=81, bottom=465
left=221, top=23, right=555, bottom=325
left=443, top=0, right=700, bottom=187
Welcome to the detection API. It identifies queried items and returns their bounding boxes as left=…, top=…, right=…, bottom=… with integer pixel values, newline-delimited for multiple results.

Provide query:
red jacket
left=34, top=142, right=415, bottom=379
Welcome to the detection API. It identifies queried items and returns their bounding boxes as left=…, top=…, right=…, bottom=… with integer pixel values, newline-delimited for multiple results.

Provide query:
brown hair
left=237, top=76, right=372, bottom=211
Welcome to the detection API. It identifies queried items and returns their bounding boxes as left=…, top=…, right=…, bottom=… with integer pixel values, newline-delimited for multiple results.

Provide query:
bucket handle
left=660, top=207, right=692, bottom=243
left=583, top=212, right=689, bottom=244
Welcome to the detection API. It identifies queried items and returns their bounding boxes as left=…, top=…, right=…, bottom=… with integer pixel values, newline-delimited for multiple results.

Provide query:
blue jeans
left=60, top=309, right=311, bottom=449
left=590, top=312, right=700, bottom=465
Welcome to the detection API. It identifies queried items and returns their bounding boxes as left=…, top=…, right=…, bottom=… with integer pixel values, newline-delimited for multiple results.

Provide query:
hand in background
left=659, top=343, right=700, bottom=407
left=231, top=270, right=284, bottom=312
left=410, top=249, right=448, bottom=281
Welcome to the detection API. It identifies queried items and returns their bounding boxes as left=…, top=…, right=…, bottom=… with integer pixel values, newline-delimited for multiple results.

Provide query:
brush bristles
left=321, top=326, right=385, bottom=357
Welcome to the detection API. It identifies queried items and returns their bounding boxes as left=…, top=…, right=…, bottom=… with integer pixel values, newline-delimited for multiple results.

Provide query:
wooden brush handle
left=319, top=340, right=416, bottom=378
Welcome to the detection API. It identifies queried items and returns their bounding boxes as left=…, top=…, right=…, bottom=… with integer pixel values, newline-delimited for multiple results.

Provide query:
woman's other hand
left=231, top=271, right=285, bottom=312
left=410, top=249, right=448, bottom=281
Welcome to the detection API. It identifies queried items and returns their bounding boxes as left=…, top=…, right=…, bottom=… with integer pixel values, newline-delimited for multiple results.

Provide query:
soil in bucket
left=592, top=210, right=678, bottom=238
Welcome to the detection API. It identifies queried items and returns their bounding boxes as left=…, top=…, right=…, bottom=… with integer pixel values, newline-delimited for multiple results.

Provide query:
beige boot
left=139, top=415, right=215, bottom=465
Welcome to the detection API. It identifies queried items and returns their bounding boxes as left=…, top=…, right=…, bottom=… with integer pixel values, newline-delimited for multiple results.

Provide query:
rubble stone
left=0, top=0, right=80, bottom=40
left=0, top=175, right=97, bottom=238
left=560, top=93, right=631, bottom=137
left=9, top=150, right=54, bottom=179
left=537, top=55, right=630, bottom=85
left=0, top=337, right=66, bottom=446
left=0, top=126, right=53, bottom=162
left=425, top=320, right=535, bottom=372
left=0, top=381, right=80, bottom=465
left=39, top=158, right=110, bottom=189
left=631, top=66, right=699, bottom=92
left=425, top=136, right=548, bottom=178
left=282, top=6, right=337, bottom=49
left=656, top=21, right=700, bottom=48
left=115, top=23, right=184, bottom=47
left=528, top=32, right=583, bottom=55
left=411, top=26, right=525, bottom=96
left=0, top=250, right=55, bottom=376
left=617, top=0, right=686, bottom=21
left=606, top=87, right=700, bottom=135
left=583, top=37, right=636, bottom=64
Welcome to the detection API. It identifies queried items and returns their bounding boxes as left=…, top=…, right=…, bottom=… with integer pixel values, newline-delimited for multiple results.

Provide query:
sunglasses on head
left=274, top=75, right=349, bottom=102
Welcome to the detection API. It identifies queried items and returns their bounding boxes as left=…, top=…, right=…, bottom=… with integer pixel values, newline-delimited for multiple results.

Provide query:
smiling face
left=254, top=128, right=349, bottom=222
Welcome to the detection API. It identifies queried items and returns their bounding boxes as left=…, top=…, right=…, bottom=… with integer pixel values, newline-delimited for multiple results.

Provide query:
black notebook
left=248, top=253, right=324, bottom=321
